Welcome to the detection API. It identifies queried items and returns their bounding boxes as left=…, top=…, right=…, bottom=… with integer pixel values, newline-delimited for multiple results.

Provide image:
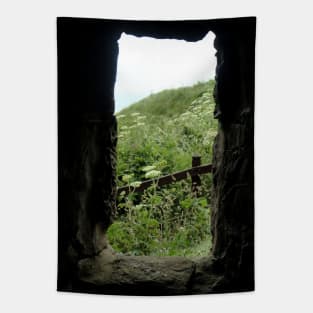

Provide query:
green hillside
left=109, top=80, right=218, bottom=257
left=115, top=79, right=217, bottom=179
left=117, top=80, right=215, bottom=122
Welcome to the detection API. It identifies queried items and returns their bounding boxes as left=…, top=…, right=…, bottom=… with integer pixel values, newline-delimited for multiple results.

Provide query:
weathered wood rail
left=117, top=156, right=212, bottom=196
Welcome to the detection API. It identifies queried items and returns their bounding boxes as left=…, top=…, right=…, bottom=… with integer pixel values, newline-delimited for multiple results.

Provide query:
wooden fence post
left=191, top=155, right=201, bottom=196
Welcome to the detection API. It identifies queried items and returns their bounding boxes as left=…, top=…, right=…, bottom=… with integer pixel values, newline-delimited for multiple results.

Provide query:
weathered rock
left=78, top=254, right=194, bottom=295
left=111, top=256, right=194, bottom=294
left=58, top=113, right=117, bottom=289
left=211, top=26, right=255, bottom=291
left=77, top=253, right=224, bottom=295
left=78, top=247, right=116, bottom=285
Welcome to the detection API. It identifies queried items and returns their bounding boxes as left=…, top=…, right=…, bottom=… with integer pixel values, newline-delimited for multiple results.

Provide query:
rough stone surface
left=58, top=114, right=117, bottom=289
left=78, top=247, right=116, bottom=285
left=76, top=253, right=222, bottom=295
left=211, top=26, right=255, bottom=292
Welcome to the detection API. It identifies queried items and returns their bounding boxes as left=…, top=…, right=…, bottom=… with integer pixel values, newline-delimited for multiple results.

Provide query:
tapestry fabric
left=57, top=17, right=256, bottom=295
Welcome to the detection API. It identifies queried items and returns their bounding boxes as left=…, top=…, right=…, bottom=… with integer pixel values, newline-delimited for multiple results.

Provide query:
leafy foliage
left=107, top=80, right=217, bottom=257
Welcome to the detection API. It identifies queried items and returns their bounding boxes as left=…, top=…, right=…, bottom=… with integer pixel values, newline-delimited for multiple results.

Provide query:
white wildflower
left=137, top=115, right=146, bottom=120
left=181, top=111, right=191, bottom=117
left=130, top=181, right=142, bottom=188
left=142, top=165, right=156, bottom=172
left=145, top=170, right=161, bottom=179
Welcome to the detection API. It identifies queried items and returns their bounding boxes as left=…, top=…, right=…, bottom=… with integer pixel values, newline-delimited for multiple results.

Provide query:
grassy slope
left=117, top=80, right=215, bottom=121
left=110, top=80, right=217, bottom=257
left=115, top=80, right=217, bottom=179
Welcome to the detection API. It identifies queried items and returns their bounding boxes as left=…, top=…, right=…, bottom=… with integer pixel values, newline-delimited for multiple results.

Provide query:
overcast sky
left=114, top=32, right=216, bottom=112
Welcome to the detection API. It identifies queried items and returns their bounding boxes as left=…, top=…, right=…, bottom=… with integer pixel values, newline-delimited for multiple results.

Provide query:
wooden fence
left=117, top=155, right=212, bottom=196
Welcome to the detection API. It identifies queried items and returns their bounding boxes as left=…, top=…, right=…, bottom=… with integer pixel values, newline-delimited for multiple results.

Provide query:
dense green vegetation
left=107, top=80, right=218, bottom=257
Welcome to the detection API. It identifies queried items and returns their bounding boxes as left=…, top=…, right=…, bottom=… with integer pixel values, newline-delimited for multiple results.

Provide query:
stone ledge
left=76, top=249, right=222, bottom=295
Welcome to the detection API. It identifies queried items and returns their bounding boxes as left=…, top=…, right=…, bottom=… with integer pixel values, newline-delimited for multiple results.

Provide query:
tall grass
left=107, top=80, right=217, bottom=257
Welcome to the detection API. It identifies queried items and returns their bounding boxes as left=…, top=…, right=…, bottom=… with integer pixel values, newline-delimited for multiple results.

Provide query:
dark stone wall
left=211, top=25, right=255, bottom=292
left=57, top=17, right=255, bottom=293
left=58, top=114, right=117, bottom=289
left=57, top=19, right=119, bottom=288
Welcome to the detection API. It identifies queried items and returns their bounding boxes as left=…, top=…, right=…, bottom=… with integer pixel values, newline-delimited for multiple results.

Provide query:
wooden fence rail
left=117, top=155, right=212, bottom=196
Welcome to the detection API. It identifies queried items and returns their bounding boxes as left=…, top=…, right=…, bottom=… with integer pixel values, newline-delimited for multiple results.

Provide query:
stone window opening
left=57, top=17, right=255, bottom=295
left=107, top=31, right=217, bottom=259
